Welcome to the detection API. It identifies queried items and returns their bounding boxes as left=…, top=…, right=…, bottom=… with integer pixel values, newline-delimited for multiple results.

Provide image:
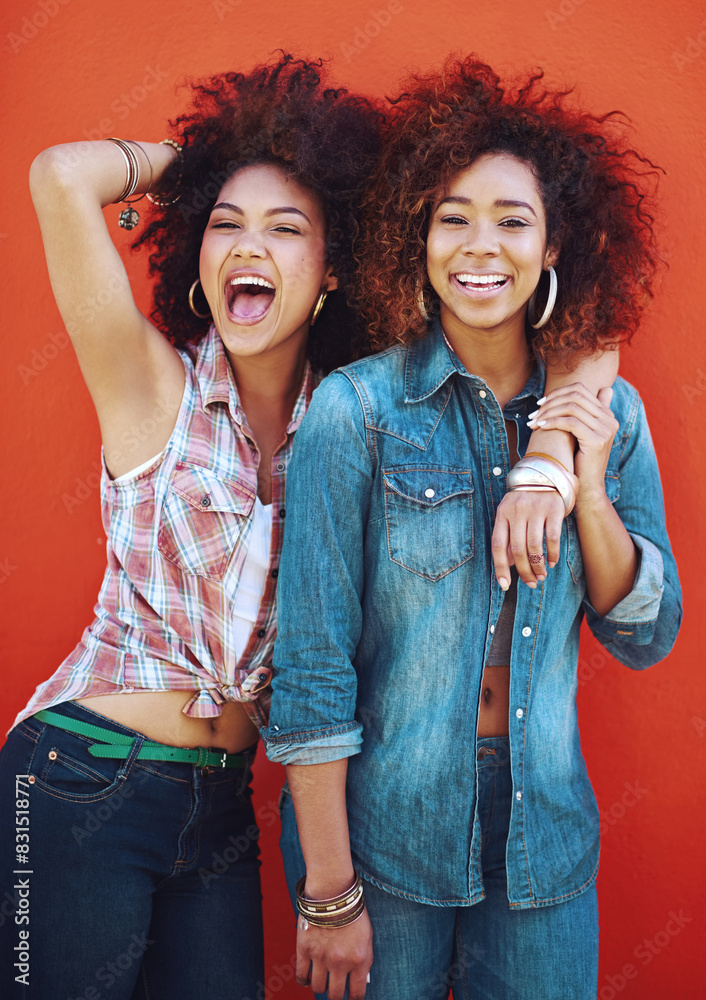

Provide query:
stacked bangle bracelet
left=105, top=137, right=181, bottom=229
left=295, top=873, right=366, bottom=928
left=506, top=451, right=577, bottom=515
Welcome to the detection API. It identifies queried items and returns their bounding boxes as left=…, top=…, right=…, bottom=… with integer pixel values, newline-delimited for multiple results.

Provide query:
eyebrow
left=436, top=195, right=537, bottom=218
left=211, top=202, right=312, bottom=223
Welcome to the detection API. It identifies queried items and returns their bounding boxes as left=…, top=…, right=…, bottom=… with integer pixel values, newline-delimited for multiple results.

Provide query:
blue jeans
left=280, top=738, right=598, bottom=1000
left=0, top=700, right=264, bottom=1000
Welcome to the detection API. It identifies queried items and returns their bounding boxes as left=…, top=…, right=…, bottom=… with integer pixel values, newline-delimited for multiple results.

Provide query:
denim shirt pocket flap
left=383, top=467, right=474, bottom=581
left=158, top=464, right=256, bottom=579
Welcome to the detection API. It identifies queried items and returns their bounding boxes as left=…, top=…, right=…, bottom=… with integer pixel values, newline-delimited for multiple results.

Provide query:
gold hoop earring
left=188, top=279, right=211, bottom=319
left=310, top=289, right=328, bottom=326
left=528, top=265, right=558, bottom=330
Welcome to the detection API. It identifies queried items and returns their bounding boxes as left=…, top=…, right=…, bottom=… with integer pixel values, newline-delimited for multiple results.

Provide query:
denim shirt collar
left=406, top=317, right=546, bottom=412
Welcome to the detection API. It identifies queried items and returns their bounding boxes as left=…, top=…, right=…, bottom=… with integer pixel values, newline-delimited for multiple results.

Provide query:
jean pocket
left=158, top=463, right=256, bottom=579
left=29, top=724, right=134, bottom=803
left=383, top=466, right=474, bottom=580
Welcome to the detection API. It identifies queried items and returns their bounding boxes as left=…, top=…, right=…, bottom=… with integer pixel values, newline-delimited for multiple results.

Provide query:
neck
left=440, top=309, right=532, bottom=409
left=227, top=340, right=308, bottom=428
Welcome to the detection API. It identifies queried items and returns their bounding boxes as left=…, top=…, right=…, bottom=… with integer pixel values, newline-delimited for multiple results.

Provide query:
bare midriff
left=476, top=665, right=510, bottom=737
left=75, top=691, right=259, bottom=753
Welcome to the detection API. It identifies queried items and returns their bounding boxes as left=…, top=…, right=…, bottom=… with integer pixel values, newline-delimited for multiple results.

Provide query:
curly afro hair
left=355, top=55, right=663, bottom=364
left=134, top=53, right=383, bottom=372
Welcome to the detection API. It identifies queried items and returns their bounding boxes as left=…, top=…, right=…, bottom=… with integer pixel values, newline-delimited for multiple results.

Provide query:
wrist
left=303, top=867, right=356, bottom=899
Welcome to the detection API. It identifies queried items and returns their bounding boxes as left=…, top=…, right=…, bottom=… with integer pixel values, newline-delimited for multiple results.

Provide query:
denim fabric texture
left=0, top=700, right=264, bottom=1000
left=279, top=740, right=598, bottom=999
left=263, top=320, right=682, bottom=908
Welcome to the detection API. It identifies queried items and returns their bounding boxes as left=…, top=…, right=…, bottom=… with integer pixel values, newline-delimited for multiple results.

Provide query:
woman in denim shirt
left=264, top=57, right=682, bottom=1000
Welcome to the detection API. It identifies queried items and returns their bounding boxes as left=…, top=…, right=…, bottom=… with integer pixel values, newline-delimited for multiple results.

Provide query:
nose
left=230, top=228, right=266, bottom=258
left=461, top=221, right=500, bottom=257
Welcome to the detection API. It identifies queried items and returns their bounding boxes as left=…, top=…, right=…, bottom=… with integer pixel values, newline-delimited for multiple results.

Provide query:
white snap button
left=424, top=488, right=435, bottom=498
left=516, top=791, right=522, bottom=801
left=479, top=390, right=487, bottom=398
left=522, top=626, right=532, bottom=637
left=489, top=624, right=495, bottom=634
left=516, top=708, right=523, bottom=718
left=492, top=466, right=502, bottom=476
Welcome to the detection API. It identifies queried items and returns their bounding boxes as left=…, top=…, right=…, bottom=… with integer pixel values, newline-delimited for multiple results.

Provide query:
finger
left=544, top=502, right=564, bottom=568
left=597, top=385, right=613, bottom=407
left=510, top=524, right=536, bottom=588
left=310, top=957, right=329, bottom=996
left=348, top=966, right=372, bottom=1000
left=526, top=521, right=547, bottom=583
left=327, top=969, right=351, bottom=1000
left=491, top=513, right=512, bottom=590
left=529, top=397, right=609, bottom=431
left=534, top=382, right=600, bottom=407
left=295, top=937, right=311, bottom=988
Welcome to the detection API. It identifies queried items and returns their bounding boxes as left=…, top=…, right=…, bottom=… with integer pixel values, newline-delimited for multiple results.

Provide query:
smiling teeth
left=229, top=276, right=275, bottom=290
left=456, top=273, right=508, bottom=286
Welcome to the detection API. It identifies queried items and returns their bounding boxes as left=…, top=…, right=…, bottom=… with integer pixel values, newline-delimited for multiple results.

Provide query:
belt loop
left=195, top=747, right=210, bottom=769
left=120, top=734, right=145, bottom=779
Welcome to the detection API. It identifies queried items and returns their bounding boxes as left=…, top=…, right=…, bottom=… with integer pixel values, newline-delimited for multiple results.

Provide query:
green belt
left=33, top=709, right=246, bottom=769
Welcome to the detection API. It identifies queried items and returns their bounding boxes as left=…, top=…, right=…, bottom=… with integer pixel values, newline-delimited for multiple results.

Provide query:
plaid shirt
left=16, top=326, right=316, bottom=730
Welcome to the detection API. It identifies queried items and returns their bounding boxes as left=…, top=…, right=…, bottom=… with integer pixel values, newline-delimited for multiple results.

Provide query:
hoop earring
left=528, top=265, right=557, bottom=330
left=188, top=279, right=211, bottom=319
left=417, top=286, right=430, bottom=322
left=310, top=289, right=328, bottom=326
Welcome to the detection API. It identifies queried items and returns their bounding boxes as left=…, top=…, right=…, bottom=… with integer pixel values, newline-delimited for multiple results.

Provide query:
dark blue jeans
left=280, top=737, right=598, bottom=1000
left=0, top=700, right=264, bottom=1000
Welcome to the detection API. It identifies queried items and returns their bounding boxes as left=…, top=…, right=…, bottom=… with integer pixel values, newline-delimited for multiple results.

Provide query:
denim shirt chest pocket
left=158, top=462, right=256, bottom=580
left=383, top=466, right=474, bottom=580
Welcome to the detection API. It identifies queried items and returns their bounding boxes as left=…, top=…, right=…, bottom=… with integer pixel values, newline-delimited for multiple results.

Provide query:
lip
left=224, top=268, right=277, bottom=326
left=451, top=272, right=512, bottom=299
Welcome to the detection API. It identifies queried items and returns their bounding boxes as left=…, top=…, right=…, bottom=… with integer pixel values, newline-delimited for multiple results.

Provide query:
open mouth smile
left=453, top=272, right=510, bottom=294
left=226, top=273, right=276, bottom=324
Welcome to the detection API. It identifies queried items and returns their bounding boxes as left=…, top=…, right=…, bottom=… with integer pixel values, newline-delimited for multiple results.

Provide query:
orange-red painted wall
left=1, top=1, right=703, bottom=995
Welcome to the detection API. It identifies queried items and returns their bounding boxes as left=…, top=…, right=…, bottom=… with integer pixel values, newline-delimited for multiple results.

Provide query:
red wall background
left=1, top=0, right=704, bottom=996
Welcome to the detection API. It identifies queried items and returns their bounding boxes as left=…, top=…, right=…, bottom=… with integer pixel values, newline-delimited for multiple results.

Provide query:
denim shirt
left=263, top=322, right=682, bottom=909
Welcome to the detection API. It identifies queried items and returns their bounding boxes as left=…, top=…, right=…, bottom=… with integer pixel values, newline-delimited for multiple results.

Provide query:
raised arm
left=492, top=349, right=619, bottom=589
left=29, top=139, right=185, bottom=476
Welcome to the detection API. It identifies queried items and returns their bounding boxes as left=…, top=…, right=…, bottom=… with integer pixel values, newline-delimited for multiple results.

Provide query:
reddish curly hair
left=133, top=54, right=383, bottom=373
left=355, top=56, right=662, bottom=363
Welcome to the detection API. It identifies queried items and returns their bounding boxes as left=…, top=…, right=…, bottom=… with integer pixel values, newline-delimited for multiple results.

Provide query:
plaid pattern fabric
left=16, top=327, right=316, bottom=730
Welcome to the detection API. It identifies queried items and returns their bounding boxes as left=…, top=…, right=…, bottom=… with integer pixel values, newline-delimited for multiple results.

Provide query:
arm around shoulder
left=585, top=383, right=682, bottom=668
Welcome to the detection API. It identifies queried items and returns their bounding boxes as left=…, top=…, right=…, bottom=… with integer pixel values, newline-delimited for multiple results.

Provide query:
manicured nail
left=536, top=574, right=546, bottom=583
left=526, top=581, right=537, bottom=589
left=547, top=560, right=557, bottom=569
left=537, top=395, right=547, bottom=405
left=528, top=409, right=539, bottom=419
left=498, top=577, right=510, bottom=591
left=527, top=420, right=537, bottom=428
left=535, top=419, right=547, bottom=427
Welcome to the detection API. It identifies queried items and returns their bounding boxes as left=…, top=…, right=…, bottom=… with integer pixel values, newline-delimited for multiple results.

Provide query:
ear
left=544, top=245, right=560, bottom=269
left=323, top=263, right=339, bottom=292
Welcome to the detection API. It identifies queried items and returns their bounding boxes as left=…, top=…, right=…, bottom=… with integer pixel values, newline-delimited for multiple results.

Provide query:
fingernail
left=527, top=420, right=537, bottom=428
left=537, top=395, right=547, bottom=405
left=526, top=581, right=537, bottom=589
left=536, top=574, right=546, bottom=582
left=367, top=973, right=371, bottom=984
left=498, top=577, right=510, bottom=591
left=535, top=419, right=547, bottom=427
left=528, top=409, right=539, bottom=419
left=547, top=560, right=557, bottom=569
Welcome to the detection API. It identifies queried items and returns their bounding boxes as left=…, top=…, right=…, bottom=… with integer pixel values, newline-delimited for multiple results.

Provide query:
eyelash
left=440, top=215, right=530, bottom=229
left=211, top=221, right=301, bottom=235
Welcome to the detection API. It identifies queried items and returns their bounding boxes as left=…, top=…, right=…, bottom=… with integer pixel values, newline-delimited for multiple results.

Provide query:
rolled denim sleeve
left=261, top=373, right=372, bottom=765
left=585, top=383, right=682, bottom=668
